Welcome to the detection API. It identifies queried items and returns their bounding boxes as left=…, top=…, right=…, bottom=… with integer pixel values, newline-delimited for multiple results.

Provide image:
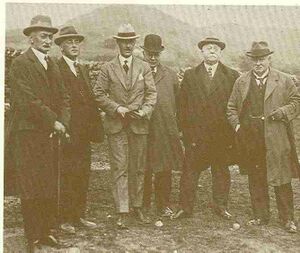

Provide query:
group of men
left=7, top=14, right=300, bottom=252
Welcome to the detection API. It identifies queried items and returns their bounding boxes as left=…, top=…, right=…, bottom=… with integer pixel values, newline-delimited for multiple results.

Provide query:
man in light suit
left=55, top=26, right=104, bottom=234
left=93, top=24, right=157, bottom=229
left=227, top=41, right=300, bottom=233
left=8, top=15, right=70, bottom=251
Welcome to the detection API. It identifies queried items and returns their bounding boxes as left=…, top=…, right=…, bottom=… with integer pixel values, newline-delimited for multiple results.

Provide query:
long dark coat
left=227, top=68, right=300, bottom=186
left=178, top=62, right=239, bottom=170
left=57, top=57, right=104, bottom=144
left=7, top=48, right=70, bottom=199
left=147, top=64, right=183, bottom=173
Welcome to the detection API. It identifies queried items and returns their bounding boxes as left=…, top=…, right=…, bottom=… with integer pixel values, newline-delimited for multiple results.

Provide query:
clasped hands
left=51, top=121, right=70, bottom=142
left=117, top=106, right=145, bottom=119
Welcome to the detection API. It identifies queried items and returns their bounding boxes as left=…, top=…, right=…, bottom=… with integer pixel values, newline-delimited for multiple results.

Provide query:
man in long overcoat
left=55, top=26, right=104, bottom=234
left=93, top=24, right=157, bottom=228
left=227, top=41, right=300, bottom=233
left=8, top=15, right=70, bottom=250
left=141, top=34, right=184, bottom=217
left=173, top=38, right=239, bottom=220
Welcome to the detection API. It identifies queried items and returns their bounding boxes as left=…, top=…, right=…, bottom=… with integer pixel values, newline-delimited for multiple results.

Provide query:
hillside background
left=5, top=3, right=300, bottom=74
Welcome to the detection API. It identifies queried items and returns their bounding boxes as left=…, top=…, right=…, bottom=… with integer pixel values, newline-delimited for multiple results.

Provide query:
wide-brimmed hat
left=113, top=23, right=140, bottom=40
left=141, top=34, right=164, bottom=53
left=246, top=41, right=274, bottom=58
left=23, top=15, right=58, bottom=36
left=198, top=37, right=226, bottom=50
left=54, top=26, right=85, bottom=45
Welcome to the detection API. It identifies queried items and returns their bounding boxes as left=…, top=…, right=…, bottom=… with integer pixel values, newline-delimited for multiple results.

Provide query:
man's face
left=117, top=39, right=136, bottom=58
left=201, top=43, right=222, bottom=65
left=250, top=56, right=271, bottom=75
left=60, top=38, right=81, bottom=60
left=143, top=50, right=161, bottom=67
left=30, top=30, right=54, bottom=54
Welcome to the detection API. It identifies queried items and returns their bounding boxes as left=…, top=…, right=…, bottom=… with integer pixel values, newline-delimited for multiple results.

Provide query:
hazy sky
left=6, top=3, right=300, bottom=30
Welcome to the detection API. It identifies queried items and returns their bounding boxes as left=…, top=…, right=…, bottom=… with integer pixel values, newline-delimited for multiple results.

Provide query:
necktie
left=256, top=77, right=267, bottom=89
left=123, top=60, right=129, bottom=74
left=150, top=66, right=156, bottom=77
left=74, top=62, right=81, bottom=77
left=207, top=66, right=213, bottom=80
left=44, top=55, right=49, bottom=70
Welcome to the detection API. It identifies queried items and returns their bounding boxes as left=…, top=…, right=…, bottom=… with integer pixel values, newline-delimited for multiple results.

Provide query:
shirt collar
left=253, top=68, right=270, bottom=80
left=31, top=47, right=47, bottom=68
left=119, top=55, right=132, bottom=67
left=63, top=55, right=79, bottom=76
left=204, top=62, right=219, bottom=76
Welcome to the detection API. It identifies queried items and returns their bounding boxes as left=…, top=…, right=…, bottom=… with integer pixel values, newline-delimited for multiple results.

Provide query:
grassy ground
left=4, top=142, right=300, bottom=253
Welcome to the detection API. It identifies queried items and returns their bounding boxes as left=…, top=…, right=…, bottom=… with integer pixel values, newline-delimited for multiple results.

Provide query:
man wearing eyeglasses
left=172, top=38, right=239, bottom=220
left=55, top=26, right=104, bottom=234
left=141, top=34, right=183, bottom=218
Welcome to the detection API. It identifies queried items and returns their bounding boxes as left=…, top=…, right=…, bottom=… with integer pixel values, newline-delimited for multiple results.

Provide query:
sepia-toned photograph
left=3, top=1, right=300, bottom=252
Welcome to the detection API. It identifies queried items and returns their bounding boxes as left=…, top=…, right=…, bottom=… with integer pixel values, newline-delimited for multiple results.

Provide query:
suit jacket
left=178, top=62, right=239, bottom=168
left=57, top=57, right=104, bottom=143
left=8, top=48, right=70, bottom=135
left=227, top=68, right=300, bottom=186
left=147, top=64, right=183, bottom=172
left=93, top=56, right=157, bottom=135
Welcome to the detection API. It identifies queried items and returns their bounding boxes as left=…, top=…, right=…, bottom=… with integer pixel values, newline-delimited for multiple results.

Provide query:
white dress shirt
left=204, top=62, right=219, bottom=78
left=31, top=47, right=48, bottom=70
left=253, top=68, right=270, bottom=86
left=63, top=55, right=78, bottom=76
left=119, top=55, right=132, bottom=71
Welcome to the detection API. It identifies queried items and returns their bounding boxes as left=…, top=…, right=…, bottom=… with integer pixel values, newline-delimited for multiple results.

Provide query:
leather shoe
left=160, top=207, right=174, bottom=217
left=26, top=240, right=40, bottom=253
left=39, top=235, right=60, bottom=248
left=116, top=214, right=129, bottom=230
left=134, top=208, right=151, bottom=224
left=74, top=218, right=97, bottom=229
left=60, top=223, right=76, bottom=234
left=170, top=209, right=191, bottom=220
left=284, top=220, right=297, bottom=233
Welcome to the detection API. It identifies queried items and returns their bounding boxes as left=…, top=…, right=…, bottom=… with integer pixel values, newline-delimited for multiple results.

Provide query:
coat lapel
left=110, top=56, right=127, bottom=90
left=239, top=71, right=252, bottom=104
left=154, top=64, right=165, bottom=85
left=264, top=69, right=279, bottom=101
left=26, top=48, right=49, bottom=87
left=130, top=57, right=141, bottom=89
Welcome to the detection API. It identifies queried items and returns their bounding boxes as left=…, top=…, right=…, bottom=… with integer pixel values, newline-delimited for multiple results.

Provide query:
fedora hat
left=113, top=23, right=140, bottom=40
left=23, top=15, right=58, bottom=36
left=54, top=26, right=85, bottom=45
left=141, top=34, right=164, bottom=53
left=246, top=41, right=274, bottom=58
left=198, top=37, right=226, bottom=50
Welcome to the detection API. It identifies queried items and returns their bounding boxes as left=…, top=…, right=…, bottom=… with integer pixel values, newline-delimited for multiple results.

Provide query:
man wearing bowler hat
left=55, top=26, right=104, bottom=234
left=227, top=41, right=300, bottom=233
left=93, top=24, right=157, bottom=228
left=172, top=37, right=239, bottom=220
left=141, top=34, right=183, bottom=217
left=8, top=15, right=70, bottom=250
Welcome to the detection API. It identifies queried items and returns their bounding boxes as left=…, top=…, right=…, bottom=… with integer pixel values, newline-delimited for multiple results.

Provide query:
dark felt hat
left=23, top=15, right=58, bottom=36
left=246, top=41, right=274, bottom=58
left=141, top=34, right=165, bottom=53
left=54, top=26, right=84, bottom=45
left=198, top=37, right=226, bottom=50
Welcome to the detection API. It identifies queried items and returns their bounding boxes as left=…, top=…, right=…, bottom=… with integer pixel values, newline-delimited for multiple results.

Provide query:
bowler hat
left=246, top=41, right=274, bottom=58
left=54, top=26, right=84, bottom=45
left=141, top=34, right=164, bottom=53
left=113, top=23, right=140, bottom=40
left=198, top=37, right=226, bottom=50
left=23, top=15, right=58, bottom=36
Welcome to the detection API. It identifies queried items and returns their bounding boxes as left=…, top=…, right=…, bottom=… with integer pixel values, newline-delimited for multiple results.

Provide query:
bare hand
left=117, top=106, right=130, bottom=118
left=235, top=124, right=241, bottom=132
left=269, top=109, right=284, bottom=121
left=127, top=110, right=145, bottom=119
left=53, top=121, right=66, bottom=134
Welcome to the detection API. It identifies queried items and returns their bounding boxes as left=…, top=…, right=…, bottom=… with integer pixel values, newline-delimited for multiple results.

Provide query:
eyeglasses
left=65, top=39, right=81, bottom=45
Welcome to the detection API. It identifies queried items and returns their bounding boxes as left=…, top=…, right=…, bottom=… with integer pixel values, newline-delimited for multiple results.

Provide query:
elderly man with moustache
left=55, top=26, right=104, bottom=234
left=141, top=34, right=183, bottom=217
left=93, top=24, right=157, bottom=229
left=172, top=38, right=239, bottom=220
left=227, top=41, right=300, bottom=233
left=8, top=15, right=70, bottom=251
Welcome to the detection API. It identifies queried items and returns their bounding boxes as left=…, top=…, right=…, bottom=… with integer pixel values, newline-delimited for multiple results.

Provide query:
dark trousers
left=21, top=198, right=56, bottom=243
left=59, top=140, right=91, bottom=224
left=179, top=163, right=231, bottom=214
left=248, top=165, right=294, bottom=222
left=143, top=169, right=172, bottom=211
